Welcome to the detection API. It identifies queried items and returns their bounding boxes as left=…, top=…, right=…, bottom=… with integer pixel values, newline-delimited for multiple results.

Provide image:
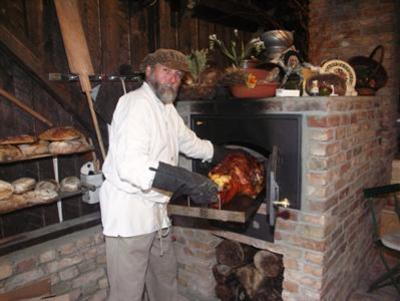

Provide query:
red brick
left=15, top=258, right=37, bottom=273
left=284, top=257, right=299, bottom=270
left=283, top=280, right=299, bottom=293
left=307, top=116, right=327, bottom=127
left=291, top=236, right=326, bottom=252
left=305, top=251, right=324, bottom=265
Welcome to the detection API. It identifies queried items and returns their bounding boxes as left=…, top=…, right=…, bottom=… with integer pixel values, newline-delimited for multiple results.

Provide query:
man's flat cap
left=140, top=48, right=189, bottom=73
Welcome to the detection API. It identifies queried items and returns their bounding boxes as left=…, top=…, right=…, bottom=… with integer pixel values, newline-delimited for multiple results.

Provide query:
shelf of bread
left=0, top=145, right=94, bottom=164
left=0, top=189, right=87, bottom=215
left=0, top=176, right=84, bottom=215
left=0, top=126, right=94, bottom=164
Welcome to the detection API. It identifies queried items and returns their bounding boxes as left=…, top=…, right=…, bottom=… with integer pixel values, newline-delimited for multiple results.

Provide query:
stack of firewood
left=213, top=240, right=283, bottom=301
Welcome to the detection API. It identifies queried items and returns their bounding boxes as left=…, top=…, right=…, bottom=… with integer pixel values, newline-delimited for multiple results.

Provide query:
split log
left=215, top=281, right=249, bottom=301
left=253, top=287, right=283, bottom=301
left=216, top=240, right=257, bottom=267
left=235, top=265, right=265, bottom=299
left=212, top=264, right=235, bottom=284
left=254, top=250, right=283, bottom=278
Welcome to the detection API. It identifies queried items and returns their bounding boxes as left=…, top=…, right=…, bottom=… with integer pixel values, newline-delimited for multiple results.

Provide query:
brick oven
left=172, top=95, right=396, bottom=300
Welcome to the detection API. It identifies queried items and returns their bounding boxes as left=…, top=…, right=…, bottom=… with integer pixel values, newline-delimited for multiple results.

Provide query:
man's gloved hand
left=212, top=145, right=232, bottom=164
left=151, top=162, right=218, bottom=204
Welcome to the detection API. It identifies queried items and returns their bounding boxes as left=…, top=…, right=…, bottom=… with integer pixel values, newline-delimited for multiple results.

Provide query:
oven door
left=168, top=144, right=269, bottom=224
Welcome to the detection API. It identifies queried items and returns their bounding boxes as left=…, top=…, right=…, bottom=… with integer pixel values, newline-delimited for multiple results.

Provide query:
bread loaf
left=35, top=188, right=58, bottom=200
left=18, top=140, right=49, bottom=156
left=39, top=126, right=82, bottom=141
left=60, top=176, right=81, bottom=192
left=35, top=179, right=59, bottom=191
left=0, top=145, right=23, bottom=161
left=12, top=177, right=36, bottom=194
left=0, top=134, right=36, bottom=145
left=0, top=180, right=13, bottom=201
left=35, top=179, right=59, bottom=201
left=48, top=138, right=88, bottom=154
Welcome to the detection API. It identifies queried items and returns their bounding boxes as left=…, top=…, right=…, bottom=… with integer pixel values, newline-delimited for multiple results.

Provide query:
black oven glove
left=212, top=145, right=232, bottom=164
left=150, top=162, right=218, bottom=204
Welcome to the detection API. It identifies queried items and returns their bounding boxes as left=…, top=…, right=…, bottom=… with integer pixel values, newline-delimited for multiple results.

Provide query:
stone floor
left=348, top=254, right=399, bottom=301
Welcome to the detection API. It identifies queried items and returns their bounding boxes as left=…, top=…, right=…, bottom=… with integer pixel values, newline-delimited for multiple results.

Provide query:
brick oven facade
left=175, top=94, right=396, bottom=301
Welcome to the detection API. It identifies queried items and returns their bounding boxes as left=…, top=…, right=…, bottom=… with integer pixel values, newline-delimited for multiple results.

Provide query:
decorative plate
left=320, top=60, right=356, bottom=88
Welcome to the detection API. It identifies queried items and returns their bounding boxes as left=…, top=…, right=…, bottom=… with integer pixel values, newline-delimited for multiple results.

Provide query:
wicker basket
left=348, top=45, right=388, bottom=92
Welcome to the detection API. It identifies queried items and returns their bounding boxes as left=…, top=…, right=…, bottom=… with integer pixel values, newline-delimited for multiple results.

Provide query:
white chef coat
left=100, top=82, right=213, bottom=237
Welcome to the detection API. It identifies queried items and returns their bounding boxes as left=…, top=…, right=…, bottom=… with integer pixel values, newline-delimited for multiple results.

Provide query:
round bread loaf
left=39, top=126, right=82, bottom=141
left=35, top=179, right=59, bottom=191
left=60, top=176, right=81, bottom=192
left=48, top=139, right=85, bottom=154
left=0, top=134, right=36, bottom=145
left=12, top=177, right=36, bottom=194
left=0, top=145, right=23, bottom=161
left=0, top=180, right=13, bottom=201
left=35, top=188, right=58, bottom=200
left=18, top=140, right=49, bottom=156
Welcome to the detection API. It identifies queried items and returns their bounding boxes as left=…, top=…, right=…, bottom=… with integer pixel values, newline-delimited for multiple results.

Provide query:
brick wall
left=274, top=96, right=394, bottom=300
left=173, top=227, right=222, bottom=300
left=309, top=0, right=399, bottom=133
left=0, top=226, right=107, bottom=301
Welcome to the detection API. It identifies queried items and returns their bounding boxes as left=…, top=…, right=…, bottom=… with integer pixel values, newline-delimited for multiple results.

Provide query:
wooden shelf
left=0, top=146, right=94, bottom=165
left=168, top=191, right=265, bottom=223
left=0, top=189, right=87, bottom=215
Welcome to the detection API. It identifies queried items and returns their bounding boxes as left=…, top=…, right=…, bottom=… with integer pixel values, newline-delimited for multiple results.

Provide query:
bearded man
left=100, top=48, right=227, bottom=301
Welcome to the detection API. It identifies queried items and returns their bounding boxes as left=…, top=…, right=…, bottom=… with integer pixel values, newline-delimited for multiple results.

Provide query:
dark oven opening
left=191, top=114, right=302, bottom=210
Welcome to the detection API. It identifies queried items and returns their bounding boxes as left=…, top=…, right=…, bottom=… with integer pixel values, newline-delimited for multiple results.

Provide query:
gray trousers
left=105, top=229, right=178, bottom=301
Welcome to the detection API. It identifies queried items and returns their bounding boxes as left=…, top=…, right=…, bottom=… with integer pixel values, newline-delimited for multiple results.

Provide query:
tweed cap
left=140, top=48, right=189, bottom=73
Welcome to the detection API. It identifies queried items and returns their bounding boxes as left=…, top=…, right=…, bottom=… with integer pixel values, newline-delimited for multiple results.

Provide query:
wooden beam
left=0, top=24, right=92, bottom=132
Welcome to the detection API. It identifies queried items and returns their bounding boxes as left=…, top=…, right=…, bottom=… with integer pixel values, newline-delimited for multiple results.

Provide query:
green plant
left=208, top=29, right=265, bottom=68
left=186, top=49, right=209, bottom=82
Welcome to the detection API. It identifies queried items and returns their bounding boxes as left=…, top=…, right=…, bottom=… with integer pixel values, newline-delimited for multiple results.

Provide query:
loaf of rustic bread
left=0, top=180, right=13, bottom=201
left=0, top=134, right=36, bottom=145
left=0, top=145, right=23, bottom=161
left=60, top=176, right=81, bottom=192
left=18, top=140, right=49, bottom=156
left=12, top=177, right=36, bottom=194
left=39, top=126, right=82, bottom=141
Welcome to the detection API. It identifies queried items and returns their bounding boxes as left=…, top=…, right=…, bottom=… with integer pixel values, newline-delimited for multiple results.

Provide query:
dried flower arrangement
left=208, top=29, right=265, bottom=68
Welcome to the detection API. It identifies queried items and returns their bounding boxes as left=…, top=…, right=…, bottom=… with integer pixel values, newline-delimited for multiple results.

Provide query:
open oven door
left=167, top=144, right=280, bottom=225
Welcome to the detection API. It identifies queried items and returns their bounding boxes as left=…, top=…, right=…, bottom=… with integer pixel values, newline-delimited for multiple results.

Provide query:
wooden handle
left=83, top=83, right=106, bottom=160
left=54, top=0, right=106, bottom=160
left=0, top=87, right=53, bottom=127
left=54, top=0, right=94, bottom=80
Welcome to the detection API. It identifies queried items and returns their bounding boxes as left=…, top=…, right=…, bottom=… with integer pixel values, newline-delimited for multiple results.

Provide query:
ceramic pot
left=230, top=83, right=278, bottom=99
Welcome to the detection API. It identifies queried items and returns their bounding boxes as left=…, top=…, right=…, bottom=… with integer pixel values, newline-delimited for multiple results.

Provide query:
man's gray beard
left=147, top=76, right=178, bottom=104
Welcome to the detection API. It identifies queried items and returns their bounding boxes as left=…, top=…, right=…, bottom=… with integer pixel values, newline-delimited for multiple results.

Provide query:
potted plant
left=209, top=29, right=280, bottom=98
left=208, top=29, right=265, bottom=69
left=178, top=49, right=221, bottom=100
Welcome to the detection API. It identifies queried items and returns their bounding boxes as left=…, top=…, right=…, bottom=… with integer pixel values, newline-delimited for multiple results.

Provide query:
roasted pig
left=208, top=150, right=265, bottom=206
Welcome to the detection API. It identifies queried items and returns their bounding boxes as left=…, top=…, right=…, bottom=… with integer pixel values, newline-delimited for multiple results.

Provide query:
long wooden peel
left=54, top=0, right=106, bottom=160
left=0, top=87, right=53, bottom=127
